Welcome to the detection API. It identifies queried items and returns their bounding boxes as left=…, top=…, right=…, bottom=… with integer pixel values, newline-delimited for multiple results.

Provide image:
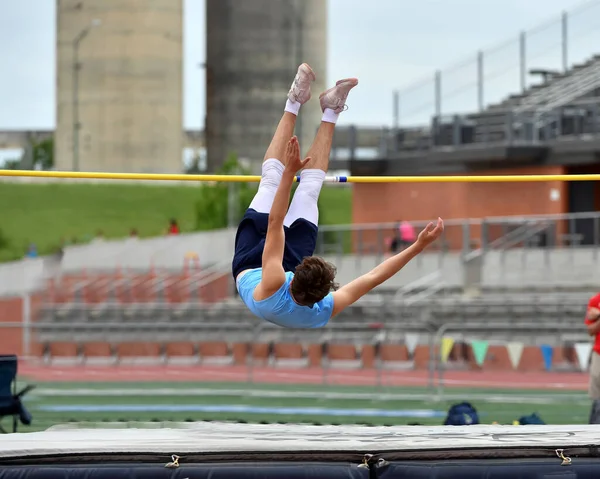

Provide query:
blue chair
left=0, top=355, right=35, bottom=433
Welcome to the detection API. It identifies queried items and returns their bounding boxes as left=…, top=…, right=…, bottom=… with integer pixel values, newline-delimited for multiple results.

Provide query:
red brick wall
left=352, top=165, right=569, bottom=249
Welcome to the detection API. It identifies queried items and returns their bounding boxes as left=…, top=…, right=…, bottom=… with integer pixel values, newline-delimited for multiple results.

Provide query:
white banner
left=405, top=333, right=420, bottom=356
left=575, top=342, right=593, bottom=371
left=506, top=342, right=524, bottom=370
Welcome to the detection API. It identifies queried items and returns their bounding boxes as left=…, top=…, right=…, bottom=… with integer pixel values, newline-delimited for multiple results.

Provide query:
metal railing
left=318, top=211, right=600, bottom=255
left=377, top=96, right=600, bottom=155
left=43, top=259, right=234, bottom=306
left=390, top=1, right=600, bottom=127
left=431, top=321, right=590, bottom=399
left=4, top=316, right=592, bottom=399
left=393, top=270, right=446, bottom=305
left=34, top=211, right=600, bottom=306
left=6, top=212, right=600, bottom=301
left=513, top=59, right=600, bottom=115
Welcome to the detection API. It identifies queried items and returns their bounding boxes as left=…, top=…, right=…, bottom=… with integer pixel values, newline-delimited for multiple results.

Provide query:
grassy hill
left=0, top=182, right=352, bottom=263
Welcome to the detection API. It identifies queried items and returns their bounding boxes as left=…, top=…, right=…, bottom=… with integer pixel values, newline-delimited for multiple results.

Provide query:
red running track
left=19, top=363, right=590, bottom=391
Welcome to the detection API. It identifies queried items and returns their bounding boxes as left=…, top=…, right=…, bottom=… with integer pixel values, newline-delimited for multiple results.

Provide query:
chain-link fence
left=395, top=0, right=600, bottom=127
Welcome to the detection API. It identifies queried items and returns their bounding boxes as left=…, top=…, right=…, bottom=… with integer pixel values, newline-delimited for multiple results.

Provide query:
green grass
left=0, top=183, right=352, bottom=262
left=11, top=380, right=591, bottom=433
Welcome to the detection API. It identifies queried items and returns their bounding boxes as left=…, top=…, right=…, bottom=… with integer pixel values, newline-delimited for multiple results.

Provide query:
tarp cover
left=0, top=460, right=599, bottom=479
left=1, top=423, right=600, bottom=478
left=1, top=423, right=600, bottom=458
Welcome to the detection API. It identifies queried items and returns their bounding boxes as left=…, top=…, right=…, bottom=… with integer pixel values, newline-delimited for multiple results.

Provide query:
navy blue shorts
left=232, top=209, right=318, bottom=279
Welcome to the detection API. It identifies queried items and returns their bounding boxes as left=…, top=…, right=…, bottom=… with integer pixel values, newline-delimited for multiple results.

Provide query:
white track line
left=29, top=388, right=589, bottom=405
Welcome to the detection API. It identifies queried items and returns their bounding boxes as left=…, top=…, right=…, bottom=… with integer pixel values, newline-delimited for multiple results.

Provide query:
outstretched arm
left=254, top=137, right=310, bottom=301
left=331, top=218, right=444, bottom=317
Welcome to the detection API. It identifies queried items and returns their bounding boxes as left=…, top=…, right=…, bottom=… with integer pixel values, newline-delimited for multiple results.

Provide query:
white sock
left=322, top=108, right=339, bottom=124
left=285, top=98, right=301, bottom=116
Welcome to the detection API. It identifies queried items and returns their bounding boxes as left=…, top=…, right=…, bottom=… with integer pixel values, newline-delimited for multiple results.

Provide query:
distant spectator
left=25, top=243, right=38, bottom=258
left=91, top=230, right=105, bottom=243
left=390, top=220, right=416, bottom=252
left=399, top=220, right=416, bottom=248
left=586, top=292, right=600, bottom=424
left=167, top=219, right=180, bottom=235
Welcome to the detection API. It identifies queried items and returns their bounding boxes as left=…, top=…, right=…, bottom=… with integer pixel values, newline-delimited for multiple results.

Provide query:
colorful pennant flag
left=441, top=337, right=455, bottom=363
left=471, top=340, right=489, bottom=367
left=540, top=344, right=554, bottom=371
left=575, top=342, right=593, bottom=371
left=506, top=342, right=524, bottom=370
left=404, top=333, right=420, bottom=356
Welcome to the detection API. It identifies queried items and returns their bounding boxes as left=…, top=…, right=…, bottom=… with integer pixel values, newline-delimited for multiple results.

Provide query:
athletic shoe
left=319, top=78, right=359, bottom=114
left=288, top=63, right=316, bottom=104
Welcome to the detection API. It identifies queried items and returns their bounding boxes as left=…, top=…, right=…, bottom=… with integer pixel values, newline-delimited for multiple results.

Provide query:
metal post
left=22, top=294, right=31, bottom=357
left=393, top=90, right=400, bottom=131
left=348, top=125, right=357, bottom=162
left=477, top=51, right=484, bottom=111
left=481, top=219, right=489, bottom=252
left=462, top=221, right=471, bottom=256
left=520, top=31, right=527, bottom=92
left=248, top=322, right=265, bottom=385
left=357, top=228, right=363, bottom=258
left=452, top=115, right=461, bottom=145
left=375, top=329, right=383, bottom=389
left=427, top=329, right=436, bottom=392
left=562, top=11, right=568, bottom=72
left=434, top=70, right=442, bottom=118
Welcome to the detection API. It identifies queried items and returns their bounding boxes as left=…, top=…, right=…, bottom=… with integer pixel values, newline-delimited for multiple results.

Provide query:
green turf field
left=10, top=381, right=592, bottom=432
left=0, top=183, right=352, bottom=262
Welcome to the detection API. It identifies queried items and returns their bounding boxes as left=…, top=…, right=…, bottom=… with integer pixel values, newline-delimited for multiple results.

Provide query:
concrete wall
left=4, top=235, right=600, bottom=297
left=0, top=228, right=236, bottom=297
left=55, top=0, right=183, bottom=173
left=205, top=0, right=327, bottom=172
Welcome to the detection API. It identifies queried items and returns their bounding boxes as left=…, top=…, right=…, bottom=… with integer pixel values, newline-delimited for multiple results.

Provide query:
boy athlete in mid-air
left=232, top=64, right=444, bottom=329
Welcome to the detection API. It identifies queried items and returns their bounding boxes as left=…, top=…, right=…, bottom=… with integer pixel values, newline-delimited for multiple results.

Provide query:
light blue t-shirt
left=236, top=268, right=334, bottom=329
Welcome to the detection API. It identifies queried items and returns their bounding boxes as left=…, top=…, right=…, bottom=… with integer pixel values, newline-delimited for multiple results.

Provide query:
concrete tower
left=206, top=0, right=328, bottom=173
left=55, top=0, right=183, bottom=173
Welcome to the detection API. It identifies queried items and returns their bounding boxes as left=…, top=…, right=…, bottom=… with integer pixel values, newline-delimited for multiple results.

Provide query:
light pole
left=72, top=19, right=101, bottom=172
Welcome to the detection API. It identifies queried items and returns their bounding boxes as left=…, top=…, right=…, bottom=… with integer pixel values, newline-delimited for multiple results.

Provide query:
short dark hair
left=291, top=256, right=339, bottom=306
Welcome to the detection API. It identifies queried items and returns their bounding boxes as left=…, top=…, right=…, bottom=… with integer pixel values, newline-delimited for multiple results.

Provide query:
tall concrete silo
left=55, top=0, right=183, bottom=173
left=206, top=0, right=328, bottom=173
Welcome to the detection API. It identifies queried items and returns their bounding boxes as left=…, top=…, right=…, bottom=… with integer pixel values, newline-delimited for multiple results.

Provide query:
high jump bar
left=1, top=169, right=600, bottom=183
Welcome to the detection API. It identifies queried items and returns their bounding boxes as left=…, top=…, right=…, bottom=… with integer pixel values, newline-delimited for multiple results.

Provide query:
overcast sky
left=0, top=0, right=598, bottom=135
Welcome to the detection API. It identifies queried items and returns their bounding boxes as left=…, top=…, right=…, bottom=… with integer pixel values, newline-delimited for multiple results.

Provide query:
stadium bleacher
left=31, top=267, right=591, bottom=371
left=392, top=54, right=600, bottom=151
left=1, top=210, right=595, bottom=372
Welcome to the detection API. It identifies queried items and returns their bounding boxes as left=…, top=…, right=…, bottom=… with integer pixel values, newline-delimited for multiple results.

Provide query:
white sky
left=0, top=0, right=597, bottom=136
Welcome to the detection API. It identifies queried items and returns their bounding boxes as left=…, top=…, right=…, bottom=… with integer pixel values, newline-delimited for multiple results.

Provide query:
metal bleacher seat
left=33, top=265, right=597, bottom=369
